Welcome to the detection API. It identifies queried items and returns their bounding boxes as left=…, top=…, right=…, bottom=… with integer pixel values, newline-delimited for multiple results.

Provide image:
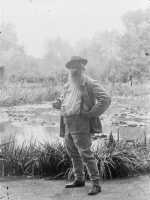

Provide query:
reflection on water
left=0, top=103, right=62, bottom=145
left=0, top=100, right=150, bottom=146
left=0, top=121, right=60, bottom=145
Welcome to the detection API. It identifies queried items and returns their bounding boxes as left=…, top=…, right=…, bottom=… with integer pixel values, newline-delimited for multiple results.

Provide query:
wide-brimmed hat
left=65, top=56, right=88, bottom=69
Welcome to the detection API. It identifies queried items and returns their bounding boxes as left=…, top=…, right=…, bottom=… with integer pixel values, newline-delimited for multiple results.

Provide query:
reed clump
left=0, top=137, right=150, bottom=180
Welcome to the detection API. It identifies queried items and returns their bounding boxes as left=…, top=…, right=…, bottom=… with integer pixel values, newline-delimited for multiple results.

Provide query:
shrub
left=1, top=138, right=150, bottom=179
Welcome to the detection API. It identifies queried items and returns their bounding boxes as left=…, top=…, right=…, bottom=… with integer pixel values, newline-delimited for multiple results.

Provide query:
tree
left=76, top=31, right=120, bottom=81
left=0, top=23, right=41, bottom=80
left=119, top=9, right=150, bottom=82
left=44, top=37, right=74, bottom=72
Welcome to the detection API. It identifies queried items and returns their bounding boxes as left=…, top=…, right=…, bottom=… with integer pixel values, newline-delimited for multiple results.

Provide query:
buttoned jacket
left=58, top=75, right=111, bottom=137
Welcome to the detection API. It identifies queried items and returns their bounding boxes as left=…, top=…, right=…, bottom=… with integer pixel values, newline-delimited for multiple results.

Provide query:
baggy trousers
left=64, top=115, right=100, bottom=181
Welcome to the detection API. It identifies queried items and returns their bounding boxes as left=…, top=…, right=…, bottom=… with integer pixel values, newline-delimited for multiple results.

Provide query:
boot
left=65, top=179, right=85, bottom=188
left=88, top=180, right=101, bottom=195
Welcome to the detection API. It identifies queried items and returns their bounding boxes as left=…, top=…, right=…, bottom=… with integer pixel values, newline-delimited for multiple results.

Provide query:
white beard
left=70, top=74, right=84, bottom=88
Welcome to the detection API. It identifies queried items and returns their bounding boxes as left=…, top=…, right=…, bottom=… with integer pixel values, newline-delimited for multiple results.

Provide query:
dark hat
left=65, top=56, right=88, bottom=69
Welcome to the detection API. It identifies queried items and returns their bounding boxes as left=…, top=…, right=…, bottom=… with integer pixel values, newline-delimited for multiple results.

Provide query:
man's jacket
left=57, top=76, right=111, bottom=138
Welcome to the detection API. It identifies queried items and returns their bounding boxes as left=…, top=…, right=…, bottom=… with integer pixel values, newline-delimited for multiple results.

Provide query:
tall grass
left=105, top=81, right=150, bottom=97
left=0, top=80, right=149, bottom=106
left=0, top=82, right=61, bottom=106
left=94, top=141, right=148, bottom=179
left=1, top=137, right=150, bottom=179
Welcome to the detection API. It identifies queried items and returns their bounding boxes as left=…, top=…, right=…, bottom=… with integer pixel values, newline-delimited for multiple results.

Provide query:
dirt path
left=0, top=175, right=150, bottom=200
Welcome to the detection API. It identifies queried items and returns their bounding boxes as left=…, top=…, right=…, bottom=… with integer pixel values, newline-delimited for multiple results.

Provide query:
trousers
left=65, top=131, right=100, bottom=181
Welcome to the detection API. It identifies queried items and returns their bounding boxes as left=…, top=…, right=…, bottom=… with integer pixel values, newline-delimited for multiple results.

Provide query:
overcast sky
left=0, top=0, right=149, bottom=57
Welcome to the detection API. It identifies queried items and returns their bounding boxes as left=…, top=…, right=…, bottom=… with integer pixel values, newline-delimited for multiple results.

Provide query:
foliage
left=94, top=141, right=143, bottom=179
left=0, top=81, right=149, bottom=106
left=1, top=8, right=150, bottom=85
left=1, top=137, right=150, bottom=179
left=118, top=9, right=150, bottom=82
left=0, top=82, right=62, bottom=106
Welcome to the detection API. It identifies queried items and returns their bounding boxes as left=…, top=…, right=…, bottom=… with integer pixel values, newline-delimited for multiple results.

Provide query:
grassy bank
left=1, top=137, right=150, bottom=180
left=0, top=82, right=61, bottom=106
left=0, top=81, right=149, bottom=106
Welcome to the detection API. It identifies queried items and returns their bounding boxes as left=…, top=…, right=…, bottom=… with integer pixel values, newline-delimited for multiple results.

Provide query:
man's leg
left=65, top=133, right=85, bottom=184
left=71, top=133, right=101, bottom=195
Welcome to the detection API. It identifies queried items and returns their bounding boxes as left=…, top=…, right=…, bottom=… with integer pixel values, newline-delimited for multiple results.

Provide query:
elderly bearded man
left=53, top=56, right=111, bottom=195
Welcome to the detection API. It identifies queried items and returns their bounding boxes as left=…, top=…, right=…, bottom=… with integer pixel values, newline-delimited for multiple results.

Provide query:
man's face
left=69, top=65, right=82, bottom=77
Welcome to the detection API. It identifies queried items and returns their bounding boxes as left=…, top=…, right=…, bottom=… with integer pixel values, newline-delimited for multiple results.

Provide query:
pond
left=0, top=96, right=150, bottom=146
left=0, top=103, right=61, bottom=145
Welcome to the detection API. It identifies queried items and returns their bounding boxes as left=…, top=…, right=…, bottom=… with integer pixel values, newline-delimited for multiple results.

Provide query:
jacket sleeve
left=88, top=80, right=111, bottom=117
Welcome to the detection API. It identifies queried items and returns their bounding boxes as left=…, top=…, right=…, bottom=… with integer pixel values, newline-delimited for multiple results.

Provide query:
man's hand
left=52, top=98, right=62, bottom=110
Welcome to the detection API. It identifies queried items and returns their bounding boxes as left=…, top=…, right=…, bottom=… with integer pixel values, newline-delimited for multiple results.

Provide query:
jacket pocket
left=89, top=117, right=102, bottom=134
